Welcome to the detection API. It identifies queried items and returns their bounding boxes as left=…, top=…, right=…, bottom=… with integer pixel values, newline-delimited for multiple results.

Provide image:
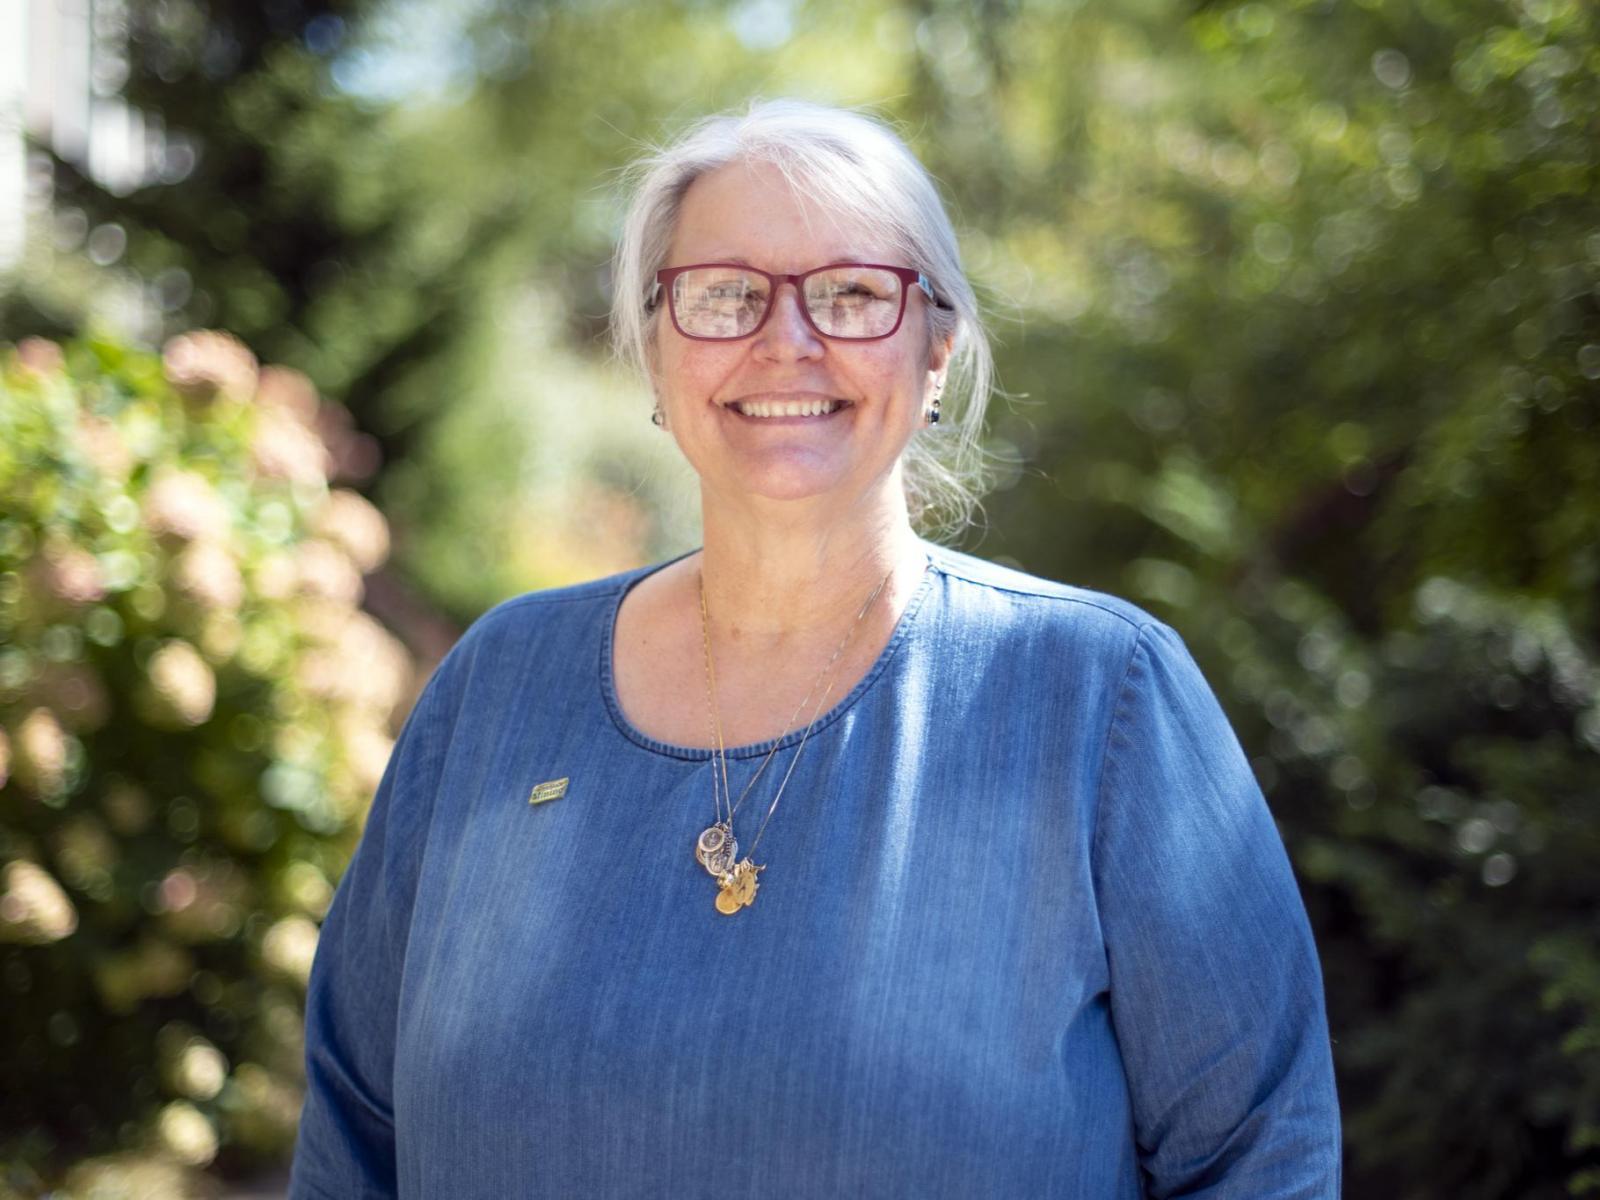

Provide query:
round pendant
left=695, top=822, right=737, bottom=877
left=713, top=858, right=763, bottom=915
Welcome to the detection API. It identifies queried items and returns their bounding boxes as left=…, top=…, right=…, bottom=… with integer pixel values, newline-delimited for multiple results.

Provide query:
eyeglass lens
left=669, top=266, right=905, bottom=339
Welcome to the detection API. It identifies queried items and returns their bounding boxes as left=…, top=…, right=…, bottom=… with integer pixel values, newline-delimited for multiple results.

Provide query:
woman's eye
left=705, top=283, right=763, bottom=303
left=825, top=284, right=878, bottom=303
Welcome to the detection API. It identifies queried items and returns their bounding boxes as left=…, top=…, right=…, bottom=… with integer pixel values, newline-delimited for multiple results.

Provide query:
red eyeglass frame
left=649, top=262, right=945, bottom=343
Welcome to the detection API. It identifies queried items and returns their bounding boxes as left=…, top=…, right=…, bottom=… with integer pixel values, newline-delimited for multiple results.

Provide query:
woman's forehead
left=679, top=249, right=886, bottom=270
left=668, top=159, right=894, bottom=267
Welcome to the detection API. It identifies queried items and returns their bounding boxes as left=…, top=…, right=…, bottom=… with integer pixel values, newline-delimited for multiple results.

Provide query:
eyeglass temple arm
left=916, top=272, right=954, bottom=310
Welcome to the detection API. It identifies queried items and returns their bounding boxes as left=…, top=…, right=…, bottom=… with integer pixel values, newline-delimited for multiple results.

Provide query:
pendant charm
left=714, top=858, right=764, bottom=915
left=695, top=822, right=737, bottom=878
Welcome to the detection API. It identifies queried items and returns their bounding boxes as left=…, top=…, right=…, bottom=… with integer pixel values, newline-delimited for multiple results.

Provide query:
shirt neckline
left=598, top=541, right=938, bottom=761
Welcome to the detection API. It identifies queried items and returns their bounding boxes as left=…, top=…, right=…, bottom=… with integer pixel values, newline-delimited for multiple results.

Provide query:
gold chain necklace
left=693, top=564, right=893, bottom=915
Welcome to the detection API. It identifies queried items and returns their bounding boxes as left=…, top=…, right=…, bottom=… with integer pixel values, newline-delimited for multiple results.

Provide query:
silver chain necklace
left=693, top=564, right=893, bottom=915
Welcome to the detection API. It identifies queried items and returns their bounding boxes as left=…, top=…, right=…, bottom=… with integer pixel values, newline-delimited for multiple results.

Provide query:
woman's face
left=650, top=159, right=950, bottom=514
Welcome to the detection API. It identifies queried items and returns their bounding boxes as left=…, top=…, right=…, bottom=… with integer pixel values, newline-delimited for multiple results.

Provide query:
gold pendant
left=714, top=858, right=764, bottom=915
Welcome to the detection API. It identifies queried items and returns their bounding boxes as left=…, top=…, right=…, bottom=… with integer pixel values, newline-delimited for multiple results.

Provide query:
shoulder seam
left=1088, top=622, right=1152, bottom=901
left=461, top=578, right=630, bottom=636
left=926, top=554, right=1154, bottom=633
left=486, top=580, right=626, bottom=613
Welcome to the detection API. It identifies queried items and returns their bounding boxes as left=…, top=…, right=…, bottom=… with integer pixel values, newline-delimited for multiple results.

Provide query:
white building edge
left=1, top=0, right=168, bottom=314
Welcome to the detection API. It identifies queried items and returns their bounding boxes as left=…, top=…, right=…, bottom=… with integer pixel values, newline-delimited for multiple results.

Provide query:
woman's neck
left=694, top=494, right=927, bottom=654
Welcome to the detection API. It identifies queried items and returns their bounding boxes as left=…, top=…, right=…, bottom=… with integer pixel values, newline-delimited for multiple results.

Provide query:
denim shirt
left=289, top=541, right=1341, bottom=1198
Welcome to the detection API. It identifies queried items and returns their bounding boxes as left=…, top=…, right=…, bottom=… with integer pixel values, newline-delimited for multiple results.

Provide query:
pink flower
left=256, top=366, right=382, bottom=483
left=73, top=413, right=136, bottom=481
left=0, top=860, right=78, bottom=943
left=255, top=365, right=320, bottom=424
left=144, top=469, right=232, bottom=543
left=14, top=708, right=68, bottom=796
left=31, top=540, right=105, bottom=605
left=146, top=640, right=215, bottom=727
left=172, top=539, right=245, bottom=611
left=315, top=404, right=383, bottom=485
left=292, top=539, right=362, bottom=605
left=16, top=337, right=65, bottom=376
left=312, top=489, right=390, bottom=574
left=343, top=721, right=396, bottom=795
left=162, top=331, right=259, bottom=403
left=250, top=408, right=331, bottom=486
left=252, top=550, right=297, bottom=601
left=293, top=608, right=408, bottom=713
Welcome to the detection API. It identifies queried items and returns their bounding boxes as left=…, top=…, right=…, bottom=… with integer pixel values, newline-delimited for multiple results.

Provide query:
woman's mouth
left=726, top=398, right=850, bottom=419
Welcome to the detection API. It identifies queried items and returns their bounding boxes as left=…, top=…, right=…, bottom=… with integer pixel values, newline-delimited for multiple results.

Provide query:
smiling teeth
left=733, top=399, right=843, bottom=418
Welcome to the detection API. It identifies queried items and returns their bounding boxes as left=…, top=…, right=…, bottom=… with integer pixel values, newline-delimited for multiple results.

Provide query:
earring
left=926, top=383, right=943, bottom=425
left=651, top=404, right=666, bottom=428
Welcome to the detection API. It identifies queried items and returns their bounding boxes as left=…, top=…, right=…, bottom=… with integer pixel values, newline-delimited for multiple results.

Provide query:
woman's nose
left=755, top=282, right=824, bottom=358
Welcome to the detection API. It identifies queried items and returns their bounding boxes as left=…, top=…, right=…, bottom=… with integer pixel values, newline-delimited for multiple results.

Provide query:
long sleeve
left=288, top=653, right=459, bottom=1200
left=1091, top=622, right=1341, bottom=1199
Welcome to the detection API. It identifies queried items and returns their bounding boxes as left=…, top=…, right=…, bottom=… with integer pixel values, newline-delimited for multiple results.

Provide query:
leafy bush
left=0, top=332, right=413, bottom=1195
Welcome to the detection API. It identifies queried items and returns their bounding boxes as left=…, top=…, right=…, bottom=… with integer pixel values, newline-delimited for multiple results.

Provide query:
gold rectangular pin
left=528, top=777, right=569, bottom=805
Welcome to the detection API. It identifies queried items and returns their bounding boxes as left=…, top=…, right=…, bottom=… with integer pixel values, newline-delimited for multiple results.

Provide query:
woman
left=289, top=99, right=1341, bottom=1198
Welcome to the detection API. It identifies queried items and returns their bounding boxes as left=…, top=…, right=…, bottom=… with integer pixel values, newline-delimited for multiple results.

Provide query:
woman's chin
left=703, top=455, right=912, bottom=514
left=730, top=475, right=850, bottom=506
left=708, top=459, right=863, bottom=508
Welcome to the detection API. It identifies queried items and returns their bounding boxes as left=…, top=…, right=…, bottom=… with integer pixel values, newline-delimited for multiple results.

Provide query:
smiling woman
left=645, top=158, right=949, bottom=515
left=612, top=100, right=992, bottom=539
left=288, top=98, right=1342, bottom=1199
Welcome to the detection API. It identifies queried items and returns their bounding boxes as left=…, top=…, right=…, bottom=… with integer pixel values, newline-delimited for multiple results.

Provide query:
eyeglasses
left=649, top=262, right=945, bottom=342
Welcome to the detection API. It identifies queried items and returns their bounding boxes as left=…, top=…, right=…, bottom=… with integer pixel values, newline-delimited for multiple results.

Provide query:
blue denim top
left=290, top=540, right=1341, bottom=1198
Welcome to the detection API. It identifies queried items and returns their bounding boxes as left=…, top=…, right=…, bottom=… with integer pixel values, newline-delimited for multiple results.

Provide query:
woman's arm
left=1092, top=621, right=1341, bottom=1199
left=288, top=652, right=460, bottom=1200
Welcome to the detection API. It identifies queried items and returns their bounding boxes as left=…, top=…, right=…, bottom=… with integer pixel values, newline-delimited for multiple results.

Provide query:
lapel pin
left=528, top=778, right=569, bottom=806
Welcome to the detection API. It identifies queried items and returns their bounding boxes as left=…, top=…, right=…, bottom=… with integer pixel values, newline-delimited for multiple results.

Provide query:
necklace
left=693, top=562, right=894, bottom=915
left=691, top=575, right=855, bottom=880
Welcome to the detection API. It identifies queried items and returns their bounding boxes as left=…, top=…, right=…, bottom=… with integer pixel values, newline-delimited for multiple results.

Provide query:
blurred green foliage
left=972, top=1, right=1600, bottom=1194
left=0, top=334, right=413, bottom=1194
left=4, top=0, right=1599, bottom=1194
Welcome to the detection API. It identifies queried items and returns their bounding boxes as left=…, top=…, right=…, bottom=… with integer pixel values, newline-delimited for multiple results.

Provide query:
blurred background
left=1, top=0, right=1596, bottom=1195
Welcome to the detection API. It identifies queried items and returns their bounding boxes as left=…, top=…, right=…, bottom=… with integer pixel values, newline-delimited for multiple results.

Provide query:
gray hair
left=608, top=97, right=994, bottom=540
